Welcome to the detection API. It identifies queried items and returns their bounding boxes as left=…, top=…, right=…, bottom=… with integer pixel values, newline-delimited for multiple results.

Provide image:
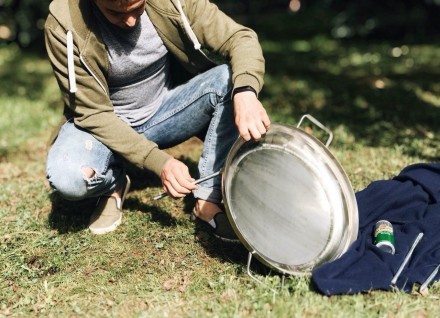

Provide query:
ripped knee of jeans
left=81, top=166, right=95, bottom=180
left=80, top=166, right=107, bottom=189
left=48, top=166, right=100, bottom=200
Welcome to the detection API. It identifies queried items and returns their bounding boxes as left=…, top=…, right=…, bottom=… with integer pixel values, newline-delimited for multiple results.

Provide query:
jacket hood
left=48, top=0, right=95, bottom=42
left=48, top=0, right=72, bottom=30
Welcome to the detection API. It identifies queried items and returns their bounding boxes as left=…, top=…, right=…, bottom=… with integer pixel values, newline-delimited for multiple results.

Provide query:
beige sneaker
left=89, top=175, right=131, bottom=235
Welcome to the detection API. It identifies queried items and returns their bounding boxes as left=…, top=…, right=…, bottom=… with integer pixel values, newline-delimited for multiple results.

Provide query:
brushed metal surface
left=223, top=123, right=358, bottom=275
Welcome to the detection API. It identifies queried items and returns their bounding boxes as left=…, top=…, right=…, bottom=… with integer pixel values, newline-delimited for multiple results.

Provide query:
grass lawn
left=1, top=8, right=440, bottom=318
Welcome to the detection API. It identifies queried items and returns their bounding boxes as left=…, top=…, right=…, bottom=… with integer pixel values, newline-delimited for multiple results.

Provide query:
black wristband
left=232, top=85, right=257, bottom=99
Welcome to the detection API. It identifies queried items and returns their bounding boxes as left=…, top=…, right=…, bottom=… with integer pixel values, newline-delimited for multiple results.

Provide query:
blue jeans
left=46, top=64, right=238, bottom=204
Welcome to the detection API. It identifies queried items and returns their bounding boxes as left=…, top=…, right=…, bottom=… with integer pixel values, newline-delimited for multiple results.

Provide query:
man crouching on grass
left=44, top=0, right=270, bottom=241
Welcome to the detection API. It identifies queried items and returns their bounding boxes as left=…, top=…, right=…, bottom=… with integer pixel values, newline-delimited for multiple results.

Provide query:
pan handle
left=297, top=114, right=334, bottom=148
left=246, top=252, right=284, bottom=294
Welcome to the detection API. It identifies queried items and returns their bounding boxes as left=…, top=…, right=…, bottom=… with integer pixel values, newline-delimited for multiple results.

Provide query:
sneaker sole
left=89, top=215, right=122, bottom=235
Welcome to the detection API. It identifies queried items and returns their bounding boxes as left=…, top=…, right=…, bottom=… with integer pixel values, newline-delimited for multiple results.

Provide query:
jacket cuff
left=143, top=147, right=173, bottom=177
left=233, top=74, right=262, bottom=97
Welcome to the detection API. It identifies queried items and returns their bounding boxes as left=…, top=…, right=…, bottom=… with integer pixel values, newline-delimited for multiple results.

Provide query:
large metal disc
left=222, top=123, right=358, bottom=275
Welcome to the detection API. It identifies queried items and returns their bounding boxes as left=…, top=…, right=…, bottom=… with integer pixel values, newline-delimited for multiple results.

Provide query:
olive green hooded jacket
left=44, top=0, right=265, bottom=176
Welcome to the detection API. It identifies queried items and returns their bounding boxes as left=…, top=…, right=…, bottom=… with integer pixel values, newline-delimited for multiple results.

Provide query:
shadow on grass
left=47, top=192, right=96, bottom=234
left=193, top=225, right=288, bottom=281
left=47, top=193, right=187, bottom=234
left=125, top=198, right=179, bottom=227
left=47, top=156, right=200, bottom=233
left=47, top=189, right=184, bottom=233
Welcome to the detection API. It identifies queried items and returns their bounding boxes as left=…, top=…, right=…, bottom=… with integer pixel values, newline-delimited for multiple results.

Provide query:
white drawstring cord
left=175, top=0, right=201, bottom=50
left=66, top=30, right=77, bottom=93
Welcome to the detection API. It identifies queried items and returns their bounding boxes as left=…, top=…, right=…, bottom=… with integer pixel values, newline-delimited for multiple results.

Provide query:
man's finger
left=256, top=120, right=268, bottom=135
left=238, top=125, right=251, bottom=141
left=249, top=127, right=262, bottom=141
left=262, top=114, right=271, bottom=129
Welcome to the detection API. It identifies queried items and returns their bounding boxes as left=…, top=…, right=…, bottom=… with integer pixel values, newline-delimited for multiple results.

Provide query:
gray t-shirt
left=94, top=7, right=171, bottom=126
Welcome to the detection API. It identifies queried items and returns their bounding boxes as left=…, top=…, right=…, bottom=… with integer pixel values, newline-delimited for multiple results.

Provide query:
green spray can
left=374, top=220, right=395, bottom=254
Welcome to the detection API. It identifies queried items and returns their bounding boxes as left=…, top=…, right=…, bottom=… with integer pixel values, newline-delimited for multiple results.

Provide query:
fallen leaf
left=3, top=215, right=16, bottom=222
left=163, top=279, right=174, bottom=291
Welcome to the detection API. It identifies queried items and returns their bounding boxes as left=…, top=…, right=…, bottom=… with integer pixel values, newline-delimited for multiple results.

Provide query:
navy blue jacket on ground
left=312, top=163, right=440, bottom=295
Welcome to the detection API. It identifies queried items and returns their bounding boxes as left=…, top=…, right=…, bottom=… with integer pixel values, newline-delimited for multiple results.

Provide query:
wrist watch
left=232, top=85, right=257, bottom=99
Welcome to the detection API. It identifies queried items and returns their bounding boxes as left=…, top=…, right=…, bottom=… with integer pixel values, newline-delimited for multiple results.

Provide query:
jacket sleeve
left=44, top=16, right=172, bottom=176
left=184, top=0, right=265, bottom=95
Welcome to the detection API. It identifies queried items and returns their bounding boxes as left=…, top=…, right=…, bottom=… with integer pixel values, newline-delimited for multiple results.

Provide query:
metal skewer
left=391, top=232, right=424, bottom=286
left=419, top=264, right=440, bottom=293
left=153, top=170, right=222, bottom=200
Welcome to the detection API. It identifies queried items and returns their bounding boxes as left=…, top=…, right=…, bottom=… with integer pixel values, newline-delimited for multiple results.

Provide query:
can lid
left=376, top=240, right=395, bottom=255
left=376, top=219, right=392, bottom=224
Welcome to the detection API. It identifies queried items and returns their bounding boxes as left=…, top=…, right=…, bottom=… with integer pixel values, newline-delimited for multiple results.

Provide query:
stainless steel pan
left=222, top=115, right=358, bottom=276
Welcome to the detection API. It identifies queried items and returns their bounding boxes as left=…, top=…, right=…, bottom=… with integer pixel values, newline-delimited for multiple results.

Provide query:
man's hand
left=160, top=158, right=198, bottom=198
left=233, top=91, right=271, bottom=141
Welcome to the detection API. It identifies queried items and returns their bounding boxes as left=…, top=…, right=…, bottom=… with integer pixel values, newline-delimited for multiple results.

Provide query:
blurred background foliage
left=1, top=0, right=440, bottom=53
left=0, top=0, right=50, bottom=51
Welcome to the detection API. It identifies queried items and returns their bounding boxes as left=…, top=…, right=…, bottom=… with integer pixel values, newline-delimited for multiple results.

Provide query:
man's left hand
left=233, top=91, right=271, bottom=141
